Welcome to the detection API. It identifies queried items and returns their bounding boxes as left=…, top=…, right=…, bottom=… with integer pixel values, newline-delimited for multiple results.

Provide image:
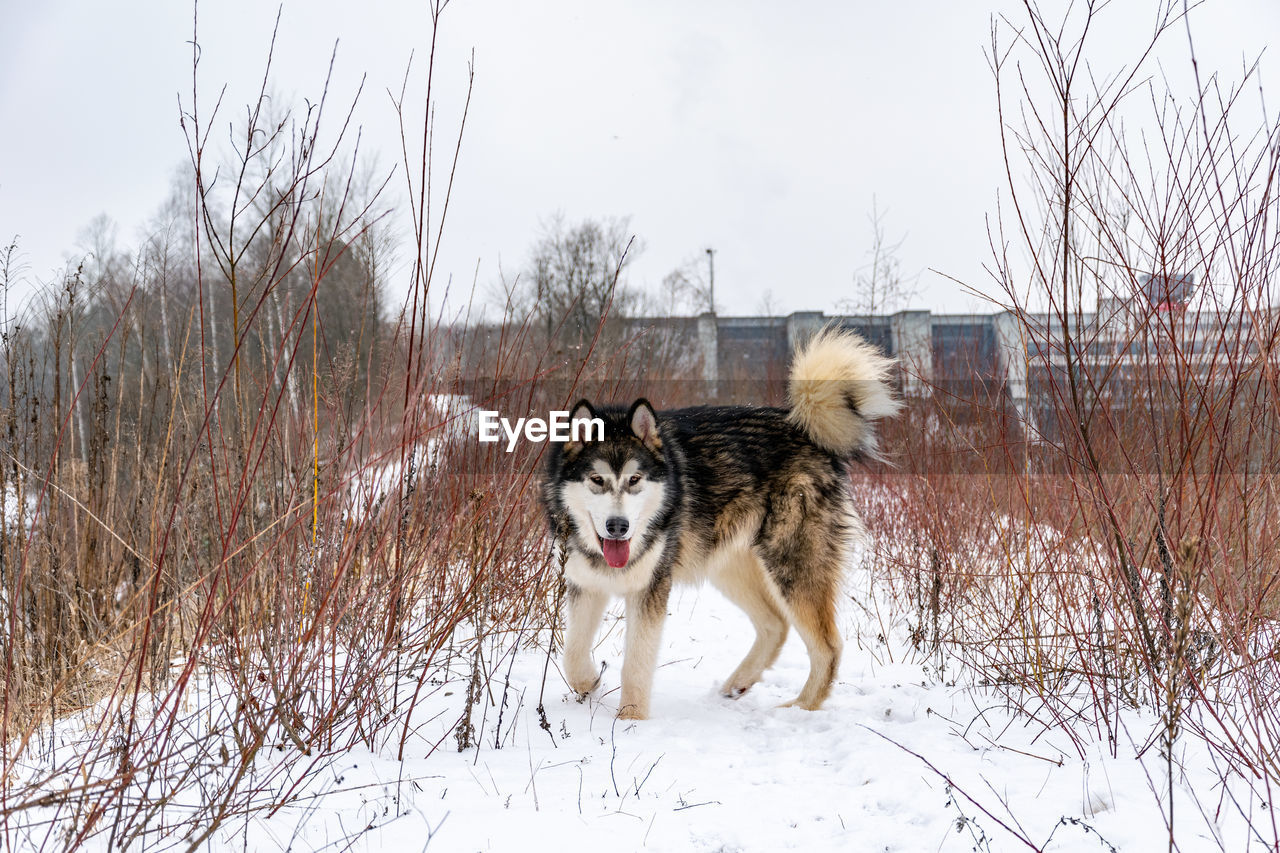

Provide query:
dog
left=540, top=328, right=899, bottom=719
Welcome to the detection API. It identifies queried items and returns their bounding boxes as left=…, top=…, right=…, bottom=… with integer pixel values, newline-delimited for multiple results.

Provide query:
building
left=656, top=296, right=1272, bottom=440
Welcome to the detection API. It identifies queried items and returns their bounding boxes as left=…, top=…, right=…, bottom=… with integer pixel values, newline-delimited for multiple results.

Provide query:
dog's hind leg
left=618, top=573, right=672, bottom=720
left=755, top=474, right=851, bottom=711
left=779, top=577, right=843, bottom=710
left=712, top=551, right=789, bottom=699
left=563, top=583, right=609, bottom=695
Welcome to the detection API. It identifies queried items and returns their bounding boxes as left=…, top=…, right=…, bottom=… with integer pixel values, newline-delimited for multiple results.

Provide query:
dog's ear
left=564, top=399, right=598, bottom=454
left=628, top=399, right=661, bottom=450
left=570, top=398, right=596, bottom=425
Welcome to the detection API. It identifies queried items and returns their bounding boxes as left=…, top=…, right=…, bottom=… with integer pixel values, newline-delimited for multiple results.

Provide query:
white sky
left=1, top=1, right=1276, bottom=318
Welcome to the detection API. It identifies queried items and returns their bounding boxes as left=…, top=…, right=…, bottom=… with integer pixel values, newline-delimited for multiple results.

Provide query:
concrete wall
left=678, top=309, right=1005, bottom=397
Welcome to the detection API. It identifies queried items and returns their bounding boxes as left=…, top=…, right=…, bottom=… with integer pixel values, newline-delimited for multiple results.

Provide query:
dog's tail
left=787, top=326, right=900, bottom=458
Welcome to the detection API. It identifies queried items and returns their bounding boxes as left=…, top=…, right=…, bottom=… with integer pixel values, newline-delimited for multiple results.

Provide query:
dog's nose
left=605, top=516, right=629, bottom=539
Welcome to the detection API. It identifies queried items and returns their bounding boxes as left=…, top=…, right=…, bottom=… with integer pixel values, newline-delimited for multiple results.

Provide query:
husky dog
left=541, top=329, right=899, bottom=719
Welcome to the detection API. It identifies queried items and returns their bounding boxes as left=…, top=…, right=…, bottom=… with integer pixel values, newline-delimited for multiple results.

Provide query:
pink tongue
left=601, top=538, right=630, bottom=568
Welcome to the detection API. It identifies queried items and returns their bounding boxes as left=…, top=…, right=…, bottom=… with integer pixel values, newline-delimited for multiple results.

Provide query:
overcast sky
left=2, top=1, right=1276, bottom=318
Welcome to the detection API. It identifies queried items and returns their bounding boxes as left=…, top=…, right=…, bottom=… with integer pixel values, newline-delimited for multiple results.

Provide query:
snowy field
left=8, top=565, right=1273, bottom=852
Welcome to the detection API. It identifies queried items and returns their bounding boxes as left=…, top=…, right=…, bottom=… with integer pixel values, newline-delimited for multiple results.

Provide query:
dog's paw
left=568, top=680, right=598, bottom=700
left=565, top=661, right=604, bottom=697
left=720, top=682, right=751, bottom=700
left=617, top=705, right=648, bottom=721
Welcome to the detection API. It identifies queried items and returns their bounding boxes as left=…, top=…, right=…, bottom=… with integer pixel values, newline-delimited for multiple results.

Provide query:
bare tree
left=757, top=288, right=781, bottom=316
left=659, top=253, right=715, bottom=315
left=500, top=214, right=642, bottom=349
left=836, top=198, right=919, bottom=315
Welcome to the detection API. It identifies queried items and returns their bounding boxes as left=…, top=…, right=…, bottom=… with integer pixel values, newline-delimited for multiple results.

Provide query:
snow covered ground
left=9, top=566, right=1273, bottom=851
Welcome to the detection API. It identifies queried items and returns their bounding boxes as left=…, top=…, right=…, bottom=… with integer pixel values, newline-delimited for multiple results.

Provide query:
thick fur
left=541, top=329, right=897, bottom=719
left=787, top=327, right=901, bottom=458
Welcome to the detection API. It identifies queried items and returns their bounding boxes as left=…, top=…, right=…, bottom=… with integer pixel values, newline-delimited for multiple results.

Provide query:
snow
left=346, top=395, right=476, bottom=520
left=2, top=480, right=38, bottom=531
left=7, top=565, right=1274, bottom=851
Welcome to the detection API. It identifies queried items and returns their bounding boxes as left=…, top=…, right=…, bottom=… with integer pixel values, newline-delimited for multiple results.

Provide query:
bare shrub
left=0, top=6, right=644, bottom=847
left=862, top=2, right=1280, bottom=846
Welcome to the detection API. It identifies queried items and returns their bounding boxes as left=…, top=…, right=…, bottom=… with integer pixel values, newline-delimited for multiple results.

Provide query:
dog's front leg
left=563, top=582, right=608, bottom=695
left=618, top=574, right=671, bottom=720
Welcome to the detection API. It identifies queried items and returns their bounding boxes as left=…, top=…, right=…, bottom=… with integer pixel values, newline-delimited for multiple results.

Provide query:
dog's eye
left=627, top=474, right=643, bottom=487
left=588, top=474, right=605, bottom=486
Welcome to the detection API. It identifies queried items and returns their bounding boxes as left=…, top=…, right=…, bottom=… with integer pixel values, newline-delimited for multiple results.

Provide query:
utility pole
left=705, top=248, right=716, bottom=314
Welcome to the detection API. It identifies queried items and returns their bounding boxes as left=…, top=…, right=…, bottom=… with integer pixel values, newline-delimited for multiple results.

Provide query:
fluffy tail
left=786, top=327, right=900, bottom=458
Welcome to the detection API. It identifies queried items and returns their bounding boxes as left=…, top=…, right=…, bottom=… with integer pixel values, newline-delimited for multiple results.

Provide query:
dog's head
left=550, top=398, right=669, bottom=569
